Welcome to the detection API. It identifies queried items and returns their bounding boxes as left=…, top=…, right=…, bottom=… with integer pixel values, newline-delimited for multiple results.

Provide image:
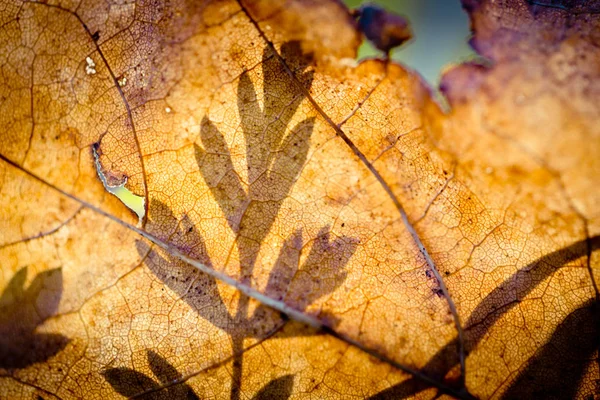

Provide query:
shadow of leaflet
left=103, top=349, right=199, bottom=399
left=369, top=235, right=600, bottom=399
left=103, top=42, right=358, bottom=399
left=0, top=266, right=69, bottom=369
left=252, top=374, right=294, bottom=400
left=104, top=348, right=294, bottom=399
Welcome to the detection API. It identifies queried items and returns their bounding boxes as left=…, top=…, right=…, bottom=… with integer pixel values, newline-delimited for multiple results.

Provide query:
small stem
left=230, top=291, right=250, bottom=400
left=230, top=335, right=245, bottom=400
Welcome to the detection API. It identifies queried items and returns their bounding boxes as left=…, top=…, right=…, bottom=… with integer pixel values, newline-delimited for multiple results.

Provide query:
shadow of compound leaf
left=122, top=42, right=359, bottom=399
left=103, top=349, right=198, bottom=399
left=0, top=266, right=69, bottom=369
left=195, top=41, right=313, bottom=236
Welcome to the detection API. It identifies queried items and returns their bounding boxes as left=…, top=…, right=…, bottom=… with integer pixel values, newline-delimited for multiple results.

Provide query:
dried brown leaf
left=0, top=0, right=598, bottom=399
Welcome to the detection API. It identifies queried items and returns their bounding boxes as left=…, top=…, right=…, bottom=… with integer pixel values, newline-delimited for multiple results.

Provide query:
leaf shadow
left=0, top=266, right=69, bottom=369
left=259, top=226, right=359, bottom=331
left=136, top=200, right=235, bottom=334
left=137, top=198, right=358, bottom=337
left=251, top=374, right=294, bottom=400
left=102, top=349, right=198, bottom=399
left=193, top=40, right=314, bottom=248
left=125, top=42, right=358, bottom=399
left=369, top=235, right=600, bottom=399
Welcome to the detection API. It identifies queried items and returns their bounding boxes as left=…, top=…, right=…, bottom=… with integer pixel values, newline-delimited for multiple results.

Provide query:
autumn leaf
left=0, top=0, right=598, bottom=399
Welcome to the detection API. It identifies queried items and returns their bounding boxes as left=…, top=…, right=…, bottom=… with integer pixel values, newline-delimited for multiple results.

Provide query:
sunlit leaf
left=0, top=0, right=598, bottom=398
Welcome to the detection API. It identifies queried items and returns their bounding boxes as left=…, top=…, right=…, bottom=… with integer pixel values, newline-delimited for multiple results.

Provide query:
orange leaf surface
left=0, top=0, right=598, bottom=399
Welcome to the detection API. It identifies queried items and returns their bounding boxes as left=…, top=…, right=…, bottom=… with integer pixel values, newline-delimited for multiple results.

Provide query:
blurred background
left=344, top=0, right=476, bottom=88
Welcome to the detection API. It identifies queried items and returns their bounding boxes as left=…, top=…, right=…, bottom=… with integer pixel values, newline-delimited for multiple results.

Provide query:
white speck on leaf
left=118, top=76, right=127, bottom=86
left=165, top=107, right=172, bottom=113
left=339, top=58, right=358, bottom=68
left=85, top=56, right=96, bottom=75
